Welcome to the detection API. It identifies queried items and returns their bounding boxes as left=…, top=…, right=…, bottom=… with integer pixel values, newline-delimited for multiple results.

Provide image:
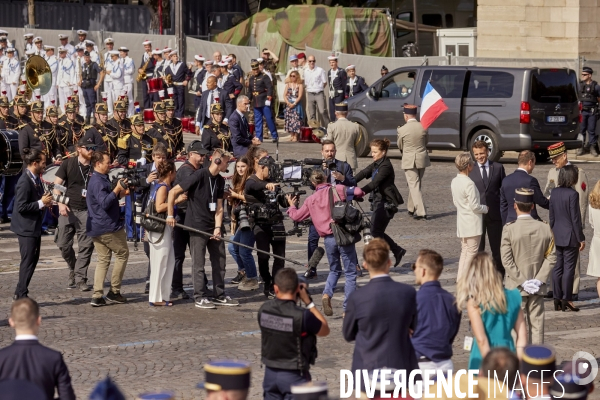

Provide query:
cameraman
left=244, top=151, right=286, bottom=299
left=53, top=137, right=96, bottom=291
left=305, top=140, right=356, bottom=278
left=286, top=169, right=364, bottom=317
left=258, top=267, right=329, bottom=399
left=87, top=151, right=130, bottom=307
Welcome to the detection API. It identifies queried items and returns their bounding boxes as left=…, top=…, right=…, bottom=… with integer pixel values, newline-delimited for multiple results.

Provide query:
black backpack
left=329, top=187, right=363, bottom=234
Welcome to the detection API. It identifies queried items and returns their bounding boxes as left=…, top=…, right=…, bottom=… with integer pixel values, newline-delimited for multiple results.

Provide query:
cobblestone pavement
left=1, top=137, right=600, bottom=399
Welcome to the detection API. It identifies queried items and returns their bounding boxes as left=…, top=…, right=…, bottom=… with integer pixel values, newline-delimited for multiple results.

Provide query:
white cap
left=205, top=60, right=214, bottom=66
left=85, top=40, right=95, bottom=46
left=58, top=34, right=68, bottom=40
left=345, top=64, right=355, bottom=70
left=58, top=46, right=67, bottom=53
left=194, top=54, right=205, bottom=61
left=152, top=48, right=163, bottom=55
left=163, top=47, right=172, bottom=53
left=24, top=33, right=34, bottom=39
left=104, top=38, right=114, bottom=44
left=44, top=45, right=55, bottom=51
left=108, top=50, right=119, bottom=56
left=0, top=30, right=8, bottom=36
left=5, top=47, right=15, bottom=53
left=25, top=49, right=36, bottom=55
left=118, top=46, right=129, bottom=52
left=77, top=30, right=87, bottom=35
left=223, top=56, right=233, bottom=63
left=218, top=61, right=228, bottom=67
left=256, top=57, right=264, bottom=63
left=169, top=50, right=178, bottom=57
left=76, top=45, right=84, bottom=51
left=33, top=36, right=43, bottom=43
left=327, top=53, right=338, bottom=61
left=142, top=39, right=152, bottom=46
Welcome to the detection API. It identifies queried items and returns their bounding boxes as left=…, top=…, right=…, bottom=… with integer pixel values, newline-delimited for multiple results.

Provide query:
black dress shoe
left=545, top=290, right=554, bottom=299
left=407, top=211, right=414, bottom=217
left=573, top=294, right=579, bottom=301
left=414, top=215, right=428, bottom=220
left=127, top=238, right=134, bottom=242
left=393, top=248, right=407, bottom=267
left=562, top=300, right=580, bottom=312
left=554, top=299, right=561, bottom=311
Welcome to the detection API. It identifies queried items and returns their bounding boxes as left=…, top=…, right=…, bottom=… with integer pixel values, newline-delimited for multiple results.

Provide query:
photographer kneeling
left=287, top=169, right=364, bottom=317
left=244, top=150, right=286, bottom=299
left=258, top=267, right=330, bottom=400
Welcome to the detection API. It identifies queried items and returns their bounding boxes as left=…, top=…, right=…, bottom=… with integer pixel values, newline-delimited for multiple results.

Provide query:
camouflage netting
left=213, top=5, right=393, bottom=74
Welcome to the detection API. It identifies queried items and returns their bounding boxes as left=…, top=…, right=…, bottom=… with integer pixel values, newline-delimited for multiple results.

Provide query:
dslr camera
left=112, top=167, right=146, bottom=189
left=45, top=182, right=70, bottom=206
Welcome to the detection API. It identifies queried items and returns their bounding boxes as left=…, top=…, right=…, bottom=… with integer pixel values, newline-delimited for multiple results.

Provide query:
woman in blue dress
left=456, top=252, right=528, bottom=370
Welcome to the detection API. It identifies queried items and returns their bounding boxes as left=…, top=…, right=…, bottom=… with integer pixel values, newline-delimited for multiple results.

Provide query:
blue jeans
left=227, top=228, right=257, bottom=278
left=253, top=106, right=278, bottom=141
left=322, top=234, right=358, bottom=310
left=307, top=224, right=320, bottom=265
left=125, top=194, right=141, bottom=240
left=0, top=174, right=19, bottom=219
left=263, top=367, right=310, bottom=400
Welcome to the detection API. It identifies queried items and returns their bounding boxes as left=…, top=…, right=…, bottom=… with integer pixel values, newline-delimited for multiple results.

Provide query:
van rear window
left=467, top=71, right=514, bottom=98
left=531, top=70, right=578, bottom=103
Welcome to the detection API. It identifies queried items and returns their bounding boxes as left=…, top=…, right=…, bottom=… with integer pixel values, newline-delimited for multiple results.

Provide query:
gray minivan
left=347, top=66, right=581, bottom=161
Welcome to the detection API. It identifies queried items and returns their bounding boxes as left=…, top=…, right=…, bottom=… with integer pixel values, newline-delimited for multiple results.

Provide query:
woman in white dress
left=148, top=160, right=187, bottom=306
left=587, top=180, right=600, bottom=297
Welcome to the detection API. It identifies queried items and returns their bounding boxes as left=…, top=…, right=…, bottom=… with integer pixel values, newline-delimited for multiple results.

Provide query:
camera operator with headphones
left=305, top=139, right=356, bottom=279
left=244, top=148, right=286, bottom=299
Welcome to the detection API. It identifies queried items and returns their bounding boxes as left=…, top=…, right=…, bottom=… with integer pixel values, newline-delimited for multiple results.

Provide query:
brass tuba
left=25, top=55, right=52, bottom=96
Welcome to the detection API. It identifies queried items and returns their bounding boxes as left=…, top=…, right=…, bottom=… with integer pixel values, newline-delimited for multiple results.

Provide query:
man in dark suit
left=342, top=238, right=418, bottom=378
left=500, top=150, right=549, bottom=225
left=11, top=148, right=52, bottom=300
left=229, top=95, right=261, bottom=158
left=469, top=140, right=506, bottom=275
left=0, top=298, right=75, bottom=400
left=195, top=76, right=225, bottom=131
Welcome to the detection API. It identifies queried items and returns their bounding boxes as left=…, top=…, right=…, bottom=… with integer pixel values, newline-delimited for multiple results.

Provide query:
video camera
left=45, top=182, right=70, bottom=206
left=112, top=167, right=146, bottom=189
left=260, top=156, right=321, bottom=187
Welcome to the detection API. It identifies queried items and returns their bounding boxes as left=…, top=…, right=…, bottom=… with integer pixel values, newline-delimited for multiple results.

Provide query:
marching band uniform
left=191, top=55, right=207, bottom=110
left=39, top=106, right=63, bottom=161
left=1, top=49, right=19, bottom=101
left=119, top=47, right=135, bottom=116
left=202, top=103, right=232, bottom=158
left=33, top=37, right=44, bottom=57
left=24, top=33, right=35, bottom=54
left=220, top=65, right=243, bottom=121
left=163, top=99, right=184, bottom=156
left=93, top=103, right=119, bottom=160
left=18, top=101, right=45, bottom=153
left=344, top=66, right=368, bottom=98
left=58, top=34, right=75, bottom=58
left=42, top=47, right=59, bottom=111
left=106, top=100, right=132, bottom=140
left=164, top=51, right=191, bottom=118
left=102, top=43, right=115, bottom=116
left=108, top=51, right=124, bottom=110
left=140, top=41, right=156, bottom=109
left=57, top=48, right=76, bottom=113
left=58, top=103, right=85, bottom=154
left=73, top=51, right=87, bottom=118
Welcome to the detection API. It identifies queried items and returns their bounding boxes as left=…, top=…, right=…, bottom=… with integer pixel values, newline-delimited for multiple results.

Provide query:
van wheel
left=356, top=124, right=371, bottom=157
left=470, top=129, right=501, bottom=162
left=535, top=150, right=550, bottom=164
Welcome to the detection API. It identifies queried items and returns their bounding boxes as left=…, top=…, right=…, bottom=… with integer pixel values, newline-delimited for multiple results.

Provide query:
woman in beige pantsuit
left=587, top=181, right=600, bottom=297
left=451, top=153, right=488, bottom=281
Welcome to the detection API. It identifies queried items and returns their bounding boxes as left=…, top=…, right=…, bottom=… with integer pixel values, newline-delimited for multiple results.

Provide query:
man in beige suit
left=397, top=104, right=430, bottom=220
left=501, top=188, right=556, bottom=344
left=326, top=103, right=361, bottom=170
left=543, top=141, right=588, bottom=300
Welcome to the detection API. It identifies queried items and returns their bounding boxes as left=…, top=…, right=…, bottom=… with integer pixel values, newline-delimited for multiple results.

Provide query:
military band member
left=7, top=96, right=29, bottom=128
left=106, top=99, right=132, bottom=139
left=140, top=39, right=155, bottom=109
left=84, top=41, right=99, bottom=64
left=33, top=37, right=44, bottom=57
left=18, top=100, right=45, bottom=153
left=42, top=46, right=59, bottom=109
left=501, top=188, right=556, bottom=344
left=248, top=60, right=278, bottom=142
left=219, top=61, right=243, bottom=121
left=118, top=47, right=135, bottom=116
left=326, top=103, right=361, bottom=170
left=344, top=65, right=368, bottom=98
left=76, top=30, right=98, bottom=52
left=24, top=33, right=35, bottom=54
left=191, top=55, right=207, bottom=110
left=63, top=97, right=85, bottom=125
left=327, top=54, right=347, bottom=122
left=107, top=51, right=124, bottom=111
left=0, top=94, right=10, bottom=129
left=73, top=46, right=87, bottom=118
left=57, top=47, right=76, bottom=113
left=202, top=103, right=232, bottom=164
left=1, top=47, right=19, bottom=101
left=164, top=50, right=191, bottom=118
left=59, top=103, right=85, bottom=154
left=144, top=101, right=169, bottom=157
left=228, top=54, right=244, bottom=84
left=93, top=103, right=118, bottom=160
left=544, top=141, right=589, bottom=300
left=103, top=38, right=116, bottom=116
left=40, top=105, right=63, bottom=161
left=0, top=95, right=20, bottom=223
left=116, top=114, right=159, bottom=166
left=164, top=99, right=184, bottom=156
left=58, top=34, right=75, bottom=58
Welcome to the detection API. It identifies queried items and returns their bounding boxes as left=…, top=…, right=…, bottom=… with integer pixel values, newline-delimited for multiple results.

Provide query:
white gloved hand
left=265, top=100, right=271, bottom=106
left=136, top=157, right=146, bottom=166
left=522, top=280, right=541, bottom=295
left=531, top=279, right=543, bottom=287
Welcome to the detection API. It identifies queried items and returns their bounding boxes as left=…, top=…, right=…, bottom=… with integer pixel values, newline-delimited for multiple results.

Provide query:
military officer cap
left=24, top=33, right=34, bottom=39
left=46, top=106, right=59, bottom=117
left=291, top=382, right=328, bottom=400
left=44, top=45, right=55, bottom=51
left=104, top=38, right=114, bottom=45
left=118, top=46, right=129, bottom=52
left=58, top=46, right=67, bottom=53
left=515, top=187, right=534, bottom=203
left=85, top=40, right=95, bottom=47
left=58, top=34, right=68, bottom=40
left=33, top=36, right=43, bottom=43
left=550, top=360, right=594, bottom=400
left=69, top=96, right=80, bottom=105
left=153, top=101, right=166, bottom=113
left=0, top=96, right=9, bottom=107
left=5, top=47, right=15, bottom=53
left=77, top=29, right=88, bottom=36
left=250, top=60, right=260, bottom=70
left=0, top=30, right=7, bottom=36
left=76, top=46, right=84, bottom=52
left=403, top=104, right=418, bottom=115
left=164, top=99, right=175, bottom=110
left=520, top=344, right=556, bottom=380
left=256, top=57, right=264, bottom=64
left=334, top=103, right=348, bottom=112
left=30, top=100, right=44, bottom=113
left=130, top=114, right=145, bottom=126
left=0, top=37, right=6, bottom=43
left=582, top=66, right=593, bottom=74
left=108, top=50, right=119, bottom=56
left=14, top=96, right=28, bottom=106
left=95, top=103, right=108, bottom=115
left=548, top=141, right=567, bottom=159
left=84, top=51, right=91, bottom=57
left=25, top=49, right=36, bottom=56
left=114, top=100, right=127, bottom=112
left=65, top=103, right=77, bottom=113
left=211, top=103, right=224, bottom=114
left=196, top=360, right=251, bottom=392
left=188, top=140, right=210, bottom=155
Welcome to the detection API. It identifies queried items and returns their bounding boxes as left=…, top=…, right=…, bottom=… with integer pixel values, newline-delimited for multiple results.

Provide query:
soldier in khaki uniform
left=326, top=103, right=361, bottom=170
left=397, top=104, right=430, bottom=220
left=543, top=141, right=588, bottom=299
left=501, top=188, right=556, bottom=344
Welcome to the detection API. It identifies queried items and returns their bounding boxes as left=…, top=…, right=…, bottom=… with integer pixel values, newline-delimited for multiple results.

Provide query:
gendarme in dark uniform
left=326, top=54, right=347, bottom=122
left=39, top=106, right=62, bottom=161
left=58, top=103, right=85, bottom=154
left=163, top=99, right=185, bottom=156
left=0, top=95, right=9, bottom=129
left=248, top=60, right=278, bottom=142
left=8, top=96, right=30, bottom=129
left=18, top=100, right=45, bottom=153
left=93, top=103, right=119, bottom=160
left=116, top=114, right=163, bottom=165
left=106, top=100, right=132, bottom=139
left=578, top=66, right=600, bottom=156
left=202, top=103, right=231, bottom=167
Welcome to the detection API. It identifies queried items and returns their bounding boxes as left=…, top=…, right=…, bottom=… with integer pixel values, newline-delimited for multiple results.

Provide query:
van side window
left=467, top=71, right=515, bottom=98
left=419, top=69, right=466, bottom=98
left=381, top=71, right=416, bottom=98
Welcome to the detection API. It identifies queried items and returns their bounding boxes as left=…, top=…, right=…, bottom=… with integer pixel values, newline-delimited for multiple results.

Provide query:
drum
left=0, top=130, right=23, bottom=175
left=175, top=160, right=185, bottom=170
left=147, top=77, right=163, bottom=93
left=311, top=133, right=321, bottom=144
left=181, top=117, right=193, bottom=133
left=41, top=165, right=60, bottom=191
left=143, top=108, right=155, bottom=124
left=299, top=126, right=314, bottom=143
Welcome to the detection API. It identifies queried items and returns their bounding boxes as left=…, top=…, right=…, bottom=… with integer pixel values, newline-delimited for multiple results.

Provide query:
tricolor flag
left=419, top=82, right=448, bottom=130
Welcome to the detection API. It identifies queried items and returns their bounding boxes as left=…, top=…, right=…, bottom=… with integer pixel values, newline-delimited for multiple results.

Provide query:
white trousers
left=148, top=225, right=175, bottom=303
left=2, top=83, right=16, bottom=102
left=77, top=86, right=86, bottom=117
left=42, top=86, right=57, bottom=111
left=104, top=80, right=114, bottom=115
left=58, top=86, right=71, bottom=113
left=124, top=83, right=134, bottom=116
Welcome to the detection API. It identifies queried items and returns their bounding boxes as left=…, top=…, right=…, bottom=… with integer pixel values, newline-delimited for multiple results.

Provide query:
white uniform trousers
left=104, top=81, right=114, bottom=116
left=124, top=83, right=134, bottom=116
left=2, top=83, right=16, bottom=102
left=58, top=86, right=71, bottom=113
left=77, top=86, right=86, bottom=117
left=42, top=86, right=58, bottom=111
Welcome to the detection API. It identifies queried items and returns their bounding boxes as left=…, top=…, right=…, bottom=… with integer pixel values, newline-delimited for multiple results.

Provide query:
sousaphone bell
left=25, top=55, right=52, bottom=97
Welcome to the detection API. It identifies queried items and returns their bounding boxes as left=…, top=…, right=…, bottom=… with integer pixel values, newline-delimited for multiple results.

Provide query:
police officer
left=164, top=98, right=185, bottom=157
left=578, top=66, right=600, bottom=156
left=197, top=360, right=251, bottom=400
left=326, top=54, right=347, bottom=122
left=501, top=188, right=556, bottom=344
left=258, top=267, right=329, bottom=399
left=326, top=103, right=361, bottom=170
left=202, top=103, right=232, bottom=159
left=248, top=60, right=278, bottom=142
left=93, top=103, right=119, bottom=160
left=80, top=50, right=103, bottom=124
left=107, top=99, right=132, bottom=142
left=59, top=103, right=85, bottom=154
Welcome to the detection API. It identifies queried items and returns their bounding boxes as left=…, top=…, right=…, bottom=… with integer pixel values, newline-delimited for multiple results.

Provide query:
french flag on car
left=420, top=81, right=448, bottom=130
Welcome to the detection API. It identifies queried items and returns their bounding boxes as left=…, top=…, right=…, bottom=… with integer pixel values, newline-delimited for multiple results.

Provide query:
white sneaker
left=195, top=298, right=216, bottom=309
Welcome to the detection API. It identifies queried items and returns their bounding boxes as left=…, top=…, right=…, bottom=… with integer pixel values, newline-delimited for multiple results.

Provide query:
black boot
left=577, top=146, right=589, bottom=156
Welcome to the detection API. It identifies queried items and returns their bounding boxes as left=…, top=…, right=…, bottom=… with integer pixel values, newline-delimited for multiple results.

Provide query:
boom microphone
left=303, top=158, right=325, bottom=166
left=307, top=247, right=325, bottom=270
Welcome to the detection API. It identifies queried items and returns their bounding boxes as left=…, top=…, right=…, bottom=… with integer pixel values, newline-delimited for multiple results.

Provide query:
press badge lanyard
left=79, top=163, right=89, bottom=197
left=208, top=176, right=217, bottom=212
